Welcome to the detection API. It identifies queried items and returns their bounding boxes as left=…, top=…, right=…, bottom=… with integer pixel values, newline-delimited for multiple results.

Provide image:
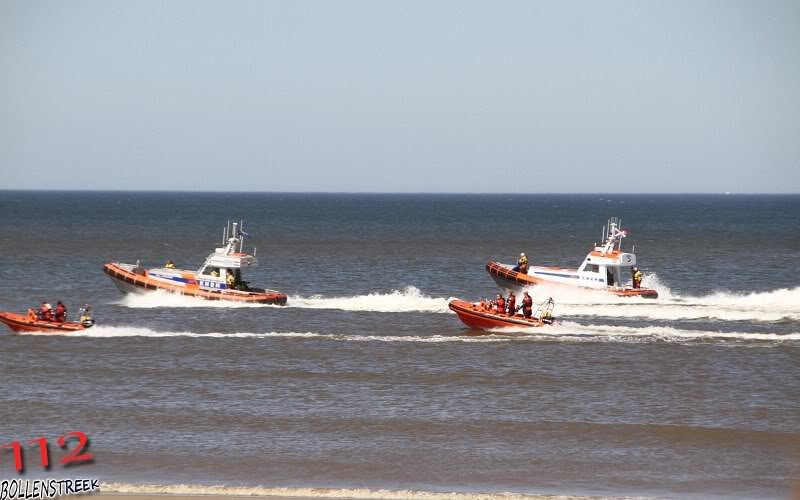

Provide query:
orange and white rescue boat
left=449, top=297, right=555, bottom=331
left=487, top=218, right=658, bottom=299
left=0, top=305, right=95, bottom=334
left=103, top=221, right=287, bottom=305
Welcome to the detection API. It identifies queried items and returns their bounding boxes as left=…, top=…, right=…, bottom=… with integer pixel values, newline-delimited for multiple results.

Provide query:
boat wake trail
left=116, top=287, right=454, bottom=313
left=115, top=292, right=270, bottom=309
left=29, top=327, right=323, bottom=339
left=288, top=286, right=454, bottom=313
left=491, top=321, right=800, bottom=343
left=28, top=325, right=799, bottom=345
left=527, top=280, right=800, bottom=322
left=114, top=282, right=800, bottom=323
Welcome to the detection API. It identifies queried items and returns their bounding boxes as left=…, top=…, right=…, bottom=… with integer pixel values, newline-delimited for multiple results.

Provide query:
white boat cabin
left=527, top=218, right=637, bottom=289
left=147, top=221, right=259, bottom=291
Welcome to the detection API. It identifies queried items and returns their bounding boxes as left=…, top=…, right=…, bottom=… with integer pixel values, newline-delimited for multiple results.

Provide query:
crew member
left=54, top=301, right=67, bottom=323
left=522, top=291, right=533, bottom=318
left=506, top=291, right=516, bottom=315
left=210, top=269, right=219, bottom=277
left=165, top=259, right=176, bottom=269
left=40, top=302, right=53, bottom=321
left=226, top=270, right=235, bottom=289
left=632, top=267, right=643, bottom=289
left=495, top=293, right=505, bottom=314
left=516, top=253, right=529, bottom=274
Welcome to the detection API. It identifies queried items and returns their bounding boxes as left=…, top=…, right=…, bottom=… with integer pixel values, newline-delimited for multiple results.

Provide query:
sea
left=1, top=192, right=798, bottom=499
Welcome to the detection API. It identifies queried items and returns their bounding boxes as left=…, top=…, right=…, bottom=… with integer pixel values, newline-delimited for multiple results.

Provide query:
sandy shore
left=95, top=496, right=320, bottom=500
left=94, top=493, right=630, bottom=500
left=95, top=481, right=642, bottom=499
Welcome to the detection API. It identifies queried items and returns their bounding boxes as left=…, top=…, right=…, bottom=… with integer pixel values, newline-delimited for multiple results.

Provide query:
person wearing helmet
left=514, top=252, right=529, bottom=274
left=39, top=302, right=53, bottom=321
left=632, top=267, right=643, bottom=289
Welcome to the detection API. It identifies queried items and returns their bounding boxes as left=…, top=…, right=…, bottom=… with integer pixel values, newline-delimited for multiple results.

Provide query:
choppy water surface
left=1, top=192, right=799, bottom=499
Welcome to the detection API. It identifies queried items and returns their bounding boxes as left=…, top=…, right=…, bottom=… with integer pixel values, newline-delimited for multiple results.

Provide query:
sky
left=1, top=0, right=798, bottom=192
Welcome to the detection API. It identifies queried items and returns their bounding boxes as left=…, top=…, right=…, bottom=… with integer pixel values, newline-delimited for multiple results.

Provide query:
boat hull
left=103, top=262, right=288, bottom=305
left=486, top=261, right=659, bottom=299
left=0, top=312, right=88, bottom=334
left=449, top=299, right=550, bottom=330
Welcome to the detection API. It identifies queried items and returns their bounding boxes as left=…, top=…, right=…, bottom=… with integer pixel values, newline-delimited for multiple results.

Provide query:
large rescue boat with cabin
left=486, top=218, right=658, bottom=299
left=103, top=221, right=287, bottom=305
left=449, top=297, right=555, bottom=331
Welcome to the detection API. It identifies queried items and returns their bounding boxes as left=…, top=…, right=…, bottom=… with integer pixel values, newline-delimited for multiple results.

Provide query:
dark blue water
left=1, top=192, right=799, bottom=499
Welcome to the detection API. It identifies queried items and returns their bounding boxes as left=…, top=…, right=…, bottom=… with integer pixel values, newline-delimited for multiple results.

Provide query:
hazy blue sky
left=1, top=1, right=798, bottom=192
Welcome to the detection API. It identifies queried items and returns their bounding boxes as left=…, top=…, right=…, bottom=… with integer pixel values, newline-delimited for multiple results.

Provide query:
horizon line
left=0, top=188, right=798, bottom=195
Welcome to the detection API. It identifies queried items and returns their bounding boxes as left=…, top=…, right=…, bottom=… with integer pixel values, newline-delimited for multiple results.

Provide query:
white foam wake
left=558, top=303, right=799, bottom=322
left=288, top=286, right=454, bottom=313
left=116, top=292, right=272, bottom=309
left=114, top=282, right=800, bottom=323
left=21, top=325, right=799, bottom=344
left=522, top=281, right=800, bottom=322
left=21, top=326, right=323, bottom=339
left=102, top=482, right=577, bottom=500
left=116, top=287, right=454, bottom=314
left=492, top=321, right=800, bottom=343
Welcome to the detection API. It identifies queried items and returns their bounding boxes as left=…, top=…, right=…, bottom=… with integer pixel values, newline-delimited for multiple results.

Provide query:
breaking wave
left=101, top=482, right=569, bottom=500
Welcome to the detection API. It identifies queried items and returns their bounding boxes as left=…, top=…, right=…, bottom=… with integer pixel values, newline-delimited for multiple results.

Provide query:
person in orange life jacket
left=506, top=291, right=516, bottom=315
left=40, top=302, right=53, bottom=321
left=522, top=291, right=533, bottom=318
left=632, top=267, right=643, bottom=289
left=54, top=301, right=67, bottom=323
left=494, top=293, right=505, bottom=314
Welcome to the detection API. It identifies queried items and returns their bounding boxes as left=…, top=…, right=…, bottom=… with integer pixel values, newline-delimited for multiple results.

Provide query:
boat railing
left=533, top=297, right=555, bottom=323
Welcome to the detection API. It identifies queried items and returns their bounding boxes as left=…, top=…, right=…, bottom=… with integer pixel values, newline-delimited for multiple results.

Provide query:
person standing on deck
left=514, top=253, right=529, bottom=274
left=494, top=293, right=506, bottom=314
left=506, top=291, right=516, bottom=315
left=522, top=291, right=533, bottom=318
left=632, top=267, right=643, bottom=289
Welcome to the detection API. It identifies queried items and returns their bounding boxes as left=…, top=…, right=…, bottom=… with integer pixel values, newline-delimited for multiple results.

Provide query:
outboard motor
left=538, top=297, right=556, bottom=324
left=79, top=305, right=95, bottom=328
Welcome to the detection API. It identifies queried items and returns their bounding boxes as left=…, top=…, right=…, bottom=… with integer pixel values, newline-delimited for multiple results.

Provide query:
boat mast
left=239, top=219, right=245, bottom=253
